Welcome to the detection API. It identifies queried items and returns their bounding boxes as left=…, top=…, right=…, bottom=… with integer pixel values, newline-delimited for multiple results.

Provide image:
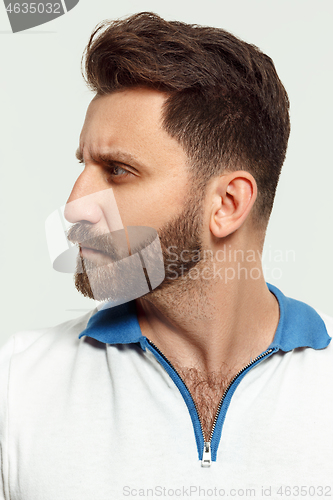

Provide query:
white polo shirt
left=1, top=283, right=333, bottom=500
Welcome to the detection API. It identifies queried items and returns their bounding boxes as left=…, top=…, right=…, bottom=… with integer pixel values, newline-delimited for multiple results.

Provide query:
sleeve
left=0, top=335, right=16, bottom=500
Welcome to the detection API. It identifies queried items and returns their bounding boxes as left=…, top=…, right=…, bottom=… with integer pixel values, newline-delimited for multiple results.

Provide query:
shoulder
left=312, top=307, right=333, bottom=349
left=0, top=308, right=100, bottom=444
left=297, top=308, right=333, bottom=381
left=0, top=309, right=97, bottom=386
left=314, top=308, right=333, bottom=354
left=316, top=309, right=333, bottom=334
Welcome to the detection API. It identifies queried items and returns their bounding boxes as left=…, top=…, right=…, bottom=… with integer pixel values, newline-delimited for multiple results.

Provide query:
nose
left=64, top=171, right=105, bottom=224
left=64, top=170, right=124, bottom=232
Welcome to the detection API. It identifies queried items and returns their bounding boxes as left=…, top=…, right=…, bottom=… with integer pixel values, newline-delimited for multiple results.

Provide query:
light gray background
left=0, top=0, right=332, bottom=348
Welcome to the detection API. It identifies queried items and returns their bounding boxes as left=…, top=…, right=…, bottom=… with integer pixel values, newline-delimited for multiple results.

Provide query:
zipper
left=202, top=441, right=211, bottom=467
left=207, top=348, right=274, bottom=444
left=146, top=339, right=275, bottom=467
left=146, top=339, right=207, bottom=452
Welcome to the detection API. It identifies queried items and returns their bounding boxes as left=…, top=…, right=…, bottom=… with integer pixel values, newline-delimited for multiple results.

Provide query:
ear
left=209, top=171, right=257, bottom=238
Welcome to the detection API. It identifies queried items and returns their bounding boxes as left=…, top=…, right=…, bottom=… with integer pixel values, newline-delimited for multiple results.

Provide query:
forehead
left=84, top=87, right=166, bottom=129
left=79, top=88, right=187, bottom=169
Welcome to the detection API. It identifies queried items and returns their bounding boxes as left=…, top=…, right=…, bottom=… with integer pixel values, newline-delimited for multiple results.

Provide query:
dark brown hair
left=82, top=12, right=290, bottom=229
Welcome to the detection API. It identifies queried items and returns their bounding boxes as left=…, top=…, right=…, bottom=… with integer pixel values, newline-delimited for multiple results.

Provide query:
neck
left=135, top=253, right=279, bottom=375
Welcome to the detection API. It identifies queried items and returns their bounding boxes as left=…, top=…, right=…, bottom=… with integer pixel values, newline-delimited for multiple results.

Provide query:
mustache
left=66, top=223, right=129, bottom=261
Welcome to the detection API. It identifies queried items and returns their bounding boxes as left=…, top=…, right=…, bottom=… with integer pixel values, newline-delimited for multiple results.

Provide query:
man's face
left=66, top=87, right=206, bottom=301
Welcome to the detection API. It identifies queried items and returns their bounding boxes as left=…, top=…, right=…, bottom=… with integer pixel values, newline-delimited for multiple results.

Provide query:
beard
left=67, top=182, right=207, bottom=304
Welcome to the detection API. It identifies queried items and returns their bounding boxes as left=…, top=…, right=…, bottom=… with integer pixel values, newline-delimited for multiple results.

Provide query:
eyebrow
left=75, top=147, right=146, bottom=171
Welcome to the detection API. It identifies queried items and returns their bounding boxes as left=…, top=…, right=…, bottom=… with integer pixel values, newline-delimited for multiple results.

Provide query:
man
left=1, top=12, right=332, bottom=499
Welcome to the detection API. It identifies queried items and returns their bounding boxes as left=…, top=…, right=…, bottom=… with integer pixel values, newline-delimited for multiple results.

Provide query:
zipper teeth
left=147, top=339, right=274, bottom=446
left=146, top=339, right=207, bottom=441
left=208, top=348, right=274, bottom=442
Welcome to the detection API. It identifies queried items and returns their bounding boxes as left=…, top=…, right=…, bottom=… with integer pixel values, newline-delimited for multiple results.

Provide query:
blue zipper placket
left=143, top=337, right=278, bottom=467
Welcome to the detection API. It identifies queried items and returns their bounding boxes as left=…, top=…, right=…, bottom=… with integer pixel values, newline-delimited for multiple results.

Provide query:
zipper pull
left=201, top=441, right=211, bottom=467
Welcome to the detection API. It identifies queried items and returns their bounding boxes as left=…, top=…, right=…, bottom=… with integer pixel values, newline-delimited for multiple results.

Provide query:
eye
left=76, top=158, right=134, bottom=182
left=104, top=162, right=135, bottom=183
left=106, top=163, right=132, bottom=181
left=108, top=165, right=129, bottom=177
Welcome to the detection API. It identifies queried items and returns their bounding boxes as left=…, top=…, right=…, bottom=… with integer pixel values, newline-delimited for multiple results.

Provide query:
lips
left=80, top=245, right=100, bottom=252
left=79, top=242, right=107, bottom=253
left=79, top=246, right=115, bottom=265
left=78, top=241, right=123, bottom=263
left=80, top=245, right=103, bottom=255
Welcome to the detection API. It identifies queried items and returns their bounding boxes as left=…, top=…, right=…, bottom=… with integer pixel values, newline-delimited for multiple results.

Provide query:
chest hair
left=173, top=363, right=236, bottom=441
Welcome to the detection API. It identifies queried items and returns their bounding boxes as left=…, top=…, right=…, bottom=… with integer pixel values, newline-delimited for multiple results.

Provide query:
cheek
left=115, top=190, right=183, bottom=229
left=112, top=181, right=188, bottom=230
left=115, top=195, right=166, bottom=229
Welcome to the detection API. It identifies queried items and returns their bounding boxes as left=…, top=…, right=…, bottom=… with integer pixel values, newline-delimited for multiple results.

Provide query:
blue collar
left=78, top=282, right=331, bottom=352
